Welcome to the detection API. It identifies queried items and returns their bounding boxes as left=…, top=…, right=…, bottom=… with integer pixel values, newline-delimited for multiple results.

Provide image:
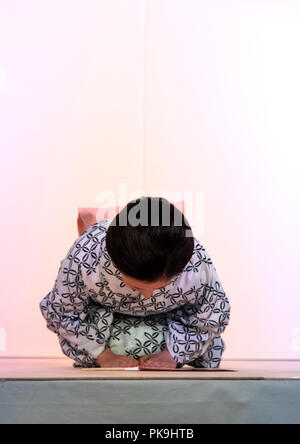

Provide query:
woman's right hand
left=96, top=347, right=139, bottom=368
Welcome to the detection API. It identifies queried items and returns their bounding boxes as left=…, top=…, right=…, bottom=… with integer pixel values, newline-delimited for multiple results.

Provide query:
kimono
left=40, top=219, right=231, bottom=368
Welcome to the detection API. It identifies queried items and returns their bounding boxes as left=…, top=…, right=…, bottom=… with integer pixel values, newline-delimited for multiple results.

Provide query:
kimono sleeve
left=164, top=255, right=231, bottom=367
left=39, top=221, right=114, bottom=368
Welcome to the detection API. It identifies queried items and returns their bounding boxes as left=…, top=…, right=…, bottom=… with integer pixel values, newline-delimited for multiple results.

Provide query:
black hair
left=105, top=196, right=194, bottom=282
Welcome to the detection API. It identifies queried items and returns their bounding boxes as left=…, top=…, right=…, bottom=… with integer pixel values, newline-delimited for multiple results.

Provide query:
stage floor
left=0, top=358, right=300, bottom=380
left=1, top=359, right=300, bottom=424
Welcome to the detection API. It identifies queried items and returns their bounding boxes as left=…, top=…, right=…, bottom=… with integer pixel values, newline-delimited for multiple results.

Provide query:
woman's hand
left=96, top=347, right=139, bottom=368
left=138, top=348, right=178, bottom=369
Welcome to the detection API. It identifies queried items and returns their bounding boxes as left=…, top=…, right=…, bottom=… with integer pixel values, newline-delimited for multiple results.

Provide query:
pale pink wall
left=144, top=0, right=300, bottom=358
left=0, top=0, right=299, bottom=359
left=0, top=0, right=145, bottom=356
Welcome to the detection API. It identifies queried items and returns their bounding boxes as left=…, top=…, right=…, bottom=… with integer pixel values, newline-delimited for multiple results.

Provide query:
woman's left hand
left=138, top=348, right=178, bottom=369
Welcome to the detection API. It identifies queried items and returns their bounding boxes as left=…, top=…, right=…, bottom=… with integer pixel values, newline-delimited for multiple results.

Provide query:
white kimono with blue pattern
left=40, top=219, right=231, bottom=368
